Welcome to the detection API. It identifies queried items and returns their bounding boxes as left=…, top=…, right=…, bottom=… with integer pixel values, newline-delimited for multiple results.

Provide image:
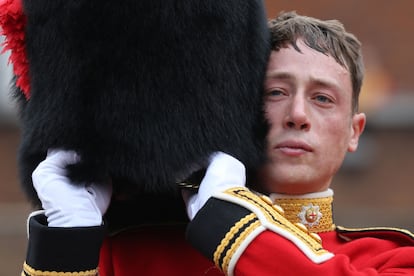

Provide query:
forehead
left=266, top=40, right=352, bottom=94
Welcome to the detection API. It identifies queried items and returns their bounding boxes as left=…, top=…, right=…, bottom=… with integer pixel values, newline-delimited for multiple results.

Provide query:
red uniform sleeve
left=186, top=187, right=414, bottom=275
left=236, top=230, right=414, bottom=275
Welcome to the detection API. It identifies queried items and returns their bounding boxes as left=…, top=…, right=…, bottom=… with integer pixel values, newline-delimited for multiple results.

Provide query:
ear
left=348, top=112, right=366, bottom=152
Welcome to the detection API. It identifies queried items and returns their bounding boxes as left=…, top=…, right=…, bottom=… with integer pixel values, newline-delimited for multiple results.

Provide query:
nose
left=283, top=96, right=310, bottom=131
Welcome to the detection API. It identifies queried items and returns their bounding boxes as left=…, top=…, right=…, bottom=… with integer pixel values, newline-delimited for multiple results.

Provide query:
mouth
left=274, top=140, right=313, bottom=155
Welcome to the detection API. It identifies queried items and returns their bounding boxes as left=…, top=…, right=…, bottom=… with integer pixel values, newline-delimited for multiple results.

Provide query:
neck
left=269, top=189, right=335, bottom=233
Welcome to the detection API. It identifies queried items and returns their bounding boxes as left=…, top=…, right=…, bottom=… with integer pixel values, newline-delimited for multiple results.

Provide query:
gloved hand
left=183, top=152, right=246, bottom=220
left=32, top=149, right=112, bottom=227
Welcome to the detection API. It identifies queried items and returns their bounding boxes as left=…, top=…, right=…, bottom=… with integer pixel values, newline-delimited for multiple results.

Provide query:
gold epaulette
left=212, top=187, right=334, bottom=274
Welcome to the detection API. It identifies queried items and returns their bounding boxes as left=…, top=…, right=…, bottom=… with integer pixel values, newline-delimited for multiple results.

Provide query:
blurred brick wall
left=0, top=126, right=23, bottom=202
left=0, top=125, right=29, bottom=275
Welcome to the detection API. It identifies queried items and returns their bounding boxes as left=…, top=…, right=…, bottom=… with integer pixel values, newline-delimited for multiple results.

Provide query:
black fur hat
left=1, top=0, right=270, bottom=207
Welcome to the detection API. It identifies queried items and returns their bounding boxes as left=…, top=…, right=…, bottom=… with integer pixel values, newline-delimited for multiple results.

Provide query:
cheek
left=322, top=118, right=353, bottom=154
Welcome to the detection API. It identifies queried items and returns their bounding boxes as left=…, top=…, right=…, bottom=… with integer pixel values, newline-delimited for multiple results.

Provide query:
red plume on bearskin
left=0, top=0, right=29, bottom=98
left=0, top=0, right=270, bottom=208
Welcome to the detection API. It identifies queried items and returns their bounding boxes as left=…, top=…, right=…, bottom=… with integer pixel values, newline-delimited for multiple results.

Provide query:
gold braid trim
left=22, top=262, right=98, bottom=276
left=274, top=196, right=335, bottom=233
left=213, top=213, right=260, bottom=272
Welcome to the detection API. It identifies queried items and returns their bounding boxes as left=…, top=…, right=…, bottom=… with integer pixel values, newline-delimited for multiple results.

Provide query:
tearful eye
left=265, top=89, right=285, bottom=97
left=314, top=94, right=333, bottom=103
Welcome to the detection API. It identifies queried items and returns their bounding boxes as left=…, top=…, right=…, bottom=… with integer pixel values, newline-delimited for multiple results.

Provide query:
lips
left=275, top=140, right=313, bottom=154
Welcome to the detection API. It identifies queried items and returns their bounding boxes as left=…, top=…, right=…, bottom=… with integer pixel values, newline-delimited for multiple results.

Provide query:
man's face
left=258, top=39, right=366, bottom=194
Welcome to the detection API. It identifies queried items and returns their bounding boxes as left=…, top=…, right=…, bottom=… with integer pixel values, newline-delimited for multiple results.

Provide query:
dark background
left=1, top=1, right=414, bottom=274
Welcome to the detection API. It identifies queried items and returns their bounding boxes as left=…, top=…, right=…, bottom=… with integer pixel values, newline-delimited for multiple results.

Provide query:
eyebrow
left=266, top=71, right=342, bottom=92
left=266, top=71, right=293, bottom=80
left=309, top=77, right=342, bottom=92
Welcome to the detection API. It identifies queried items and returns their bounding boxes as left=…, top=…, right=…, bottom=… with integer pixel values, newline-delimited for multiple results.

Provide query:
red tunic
left=99, top=224, right=224, bottom=276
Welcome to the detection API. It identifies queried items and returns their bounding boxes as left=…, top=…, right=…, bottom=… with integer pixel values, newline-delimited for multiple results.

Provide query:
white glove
left=32, top=149, right=112, bottom=227
left=183, top=152, right=246, bottom=220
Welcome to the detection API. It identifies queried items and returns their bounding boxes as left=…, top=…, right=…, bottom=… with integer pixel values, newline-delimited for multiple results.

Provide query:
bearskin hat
left=0, top=0, right=270, bottom=208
